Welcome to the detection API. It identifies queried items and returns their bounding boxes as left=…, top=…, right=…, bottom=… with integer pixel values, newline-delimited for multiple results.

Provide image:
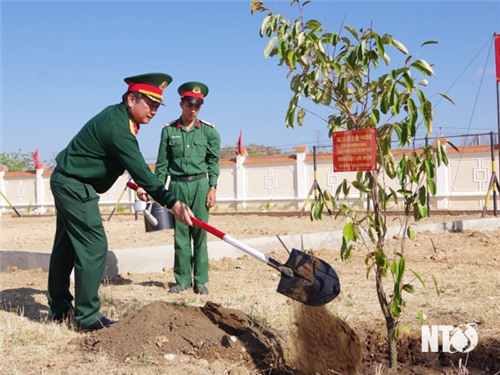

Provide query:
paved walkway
left=1, top=217, right=499, bottom=276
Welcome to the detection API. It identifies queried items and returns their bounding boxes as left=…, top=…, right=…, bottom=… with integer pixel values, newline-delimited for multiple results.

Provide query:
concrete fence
left=1, top=144, right=499, bottom=216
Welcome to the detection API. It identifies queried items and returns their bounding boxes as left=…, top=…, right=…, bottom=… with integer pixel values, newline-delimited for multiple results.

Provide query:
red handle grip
left=127, top=181, right=139, bottom=190
left=191, top=217, right=226, bottom=239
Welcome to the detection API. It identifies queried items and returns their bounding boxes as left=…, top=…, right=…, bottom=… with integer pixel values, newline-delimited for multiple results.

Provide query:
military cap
left=178, top=81, right=209, bottom=105
left=124, top=73, right=173, bottom=105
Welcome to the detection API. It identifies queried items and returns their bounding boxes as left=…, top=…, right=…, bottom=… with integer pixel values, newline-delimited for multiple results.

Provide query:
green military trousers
left=47, top=170, right=107, bottom=329
left=169, top=178, right=210, bottom=287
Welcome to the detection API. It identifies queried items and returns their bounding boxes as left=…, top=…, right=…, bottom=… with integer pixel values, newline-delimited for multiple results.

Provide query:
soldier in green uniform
left=48, top=73, right=194, bottom=332
left=154, top=81, right=220, bottom=295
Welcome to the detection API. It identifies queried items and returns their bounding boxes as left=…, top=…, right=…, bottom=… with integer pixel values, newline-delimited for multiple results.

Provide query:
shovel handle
left=127, top=181, right=139, bottom=190
left=191, top=217, right=225, bottom=239
left=191, top=217, right=278, bottom=267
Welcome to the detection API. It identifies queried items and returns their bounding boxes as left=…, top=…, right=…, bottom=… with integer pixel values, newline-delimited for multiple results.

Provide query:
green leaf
left=344, top=25, right=359, bottom=40
left=260, top=14, right=272, bottom=36
left=412, top=59, right=435, bottom=76
left=376, top=251, right=388, bottom=271
left=417, top=201, right=427, bottom=219
left=402, top=283, right=415, bottom=293
left=418, top=186, right=426, bottom=205
left=401, top=323, right=411, bottom=335
left=407, top=226, right=416, bottom=240
left=447, top=140, right=460, bottom=153
left=416, top=309, right=426, bottom=324
left=439, top=92, right=455, bottom=104
left=370, top=109, right=380, bottom=125
left=394, top=326, right=400, bottom=339
left=382, top=52, right=391, bottom=65
left=381, top=95, right=389, bottom=114
left=392, top=39, right=409, bottom=54
left=419, top=79, right=429, bottom=86
left=427, top=177, right=436, bottom=195
left=297, top=108, right=305, bottom=126
left=352, top=180, right=371, bottom=193
left=422, top=100, right=433, bottom=134
left=410, top=269, right=426, bottom=288
left=435, top=140, right=443, bottom=166
left=343, top=222, right=356, bottom=241
left=340, top=237, right=352, bottom=261
left=421, top=40, right=438, bottom=47
left=390, top=260, right=398, bottom=275
left=432, top=274, right=440, bottom=296
left=264, top=36, right=278, bottom=59
left=368, top=226, right=378, bottom=243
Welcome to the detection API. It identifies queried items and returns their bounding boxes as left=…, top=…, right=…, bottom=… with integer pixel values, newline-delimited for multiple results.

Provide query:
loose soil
left=1, top=213, right=499, bottom=374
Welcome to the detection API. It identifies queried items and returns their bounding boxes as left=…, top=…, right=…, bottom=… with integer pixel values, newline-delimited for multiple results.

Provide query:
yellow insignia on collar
left=129, top=119, right=138, bottom=135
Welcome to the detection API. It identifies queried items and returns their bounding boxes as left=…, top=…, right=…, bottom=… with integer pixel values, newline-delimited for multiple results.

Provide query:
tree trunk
left=375, top=268, right=398, bottom=372
left=370, top=171, right=399, bottom=371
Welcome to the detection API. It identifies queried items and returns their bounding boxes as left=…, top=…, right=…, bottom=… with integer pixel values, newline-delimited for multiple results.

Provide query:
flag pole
left=496, top=33, right=500, bottom=169
left=494, top=33, right=500, bottom=216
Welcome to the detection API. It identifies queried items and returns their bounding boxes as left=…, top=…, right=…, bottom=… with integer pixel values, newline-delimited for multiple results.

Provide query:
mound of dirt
left=81, top=301, right=291, bottom=373
left=80, top=300, right=364, bottom=375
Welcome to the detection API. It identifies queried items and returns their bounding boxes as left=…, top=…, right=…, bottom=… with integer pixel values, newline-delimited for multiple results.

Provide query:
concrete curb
left=1, top=217, right=499, bottom=276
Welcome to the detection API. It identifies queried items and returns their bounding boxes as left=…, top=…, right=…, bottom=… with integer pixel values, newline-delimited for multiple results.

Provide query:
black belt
left=170, top=174, right=206, bottom=182
left=54, top=165, right=80, bottom=181
left=54, top=165, right=71, bottom=177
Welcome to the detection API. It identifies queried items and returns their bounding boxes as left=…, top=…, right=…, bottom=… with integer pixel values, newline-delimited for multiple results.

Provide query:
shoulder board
left=199, top=119, right=215, bottom=127
left=163, top=120, right=177, bottom=128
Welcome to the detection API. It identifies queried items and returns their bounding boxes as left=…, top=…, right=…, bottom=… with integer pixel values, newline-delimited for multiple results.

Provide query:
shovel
left=125, top=182, right=340, bottom=305
left=191, top=217, right=341, bottom=306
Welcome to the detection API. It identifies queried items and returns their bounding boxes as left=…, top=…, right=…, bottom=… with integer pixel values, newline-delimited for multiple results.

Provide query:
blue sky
left=1, top=0, right=499, bottom=163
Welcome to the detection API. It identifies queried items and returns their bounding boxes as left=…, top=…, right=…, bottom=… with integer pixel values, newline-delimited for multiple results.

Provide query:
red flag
left=237, top=129, right=243, bottom=155
left=495, top=33, right=500, bottom=82
left=33, top=148, right=39, bottom=169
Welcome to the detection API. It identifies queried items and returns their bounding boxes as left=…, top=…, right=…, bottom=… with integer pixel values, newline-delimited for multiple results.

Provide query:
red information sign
left=333, top=128, right=377, bottom=172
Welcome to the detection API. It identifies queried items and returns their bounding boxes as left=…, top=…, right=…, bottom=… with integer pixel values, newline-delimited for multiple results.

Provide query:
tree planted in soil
left=251, top=0, right=455, bottom=371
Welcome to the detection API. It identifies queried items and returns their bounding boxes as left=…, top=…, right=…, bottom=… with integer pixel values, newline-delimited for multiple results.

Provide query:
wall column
left=435, top=141, right=450, bottom=209
left=294, top=146, right=308, bottom=206
left=0, top=166, right=7, bottom=215
left=35, top=164, right=46, bottom=213
left=235, top=154, right=247, bottom=209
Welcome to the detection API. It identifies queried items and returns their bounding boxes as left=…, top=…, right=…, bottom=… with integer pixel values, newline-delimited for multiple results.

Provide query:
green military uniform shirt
left=55, top=103, right=178, bottom=208
left=154, top=118, right=220, bottom=185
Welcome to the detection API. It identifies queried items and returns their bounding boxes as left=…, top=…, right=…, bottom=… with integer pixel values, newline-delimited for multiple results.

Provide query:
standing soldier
left=154, top=81, right=221, bottom=295
left=48, top=73, right=194, bottom=332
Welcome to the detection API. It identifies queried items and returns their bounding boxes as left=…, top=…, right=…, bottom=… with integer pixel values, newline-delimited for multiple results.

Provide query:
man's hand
left=206, top=187, right=217, bottom=208
left=136, top=187, right=149, bottom=202
left=170, top=201, right=194, bottom=226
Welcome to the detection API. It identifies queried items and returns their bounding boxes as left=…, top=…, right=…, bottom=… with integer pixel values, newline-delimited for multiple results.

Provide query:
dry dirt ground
left=0, top=212, right=499, bottom=375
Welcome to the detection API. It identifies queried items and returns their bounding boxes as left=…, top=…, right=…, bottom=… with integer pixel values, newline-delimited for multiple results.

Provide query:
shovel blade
left=276, top=248, right=340, bottom=306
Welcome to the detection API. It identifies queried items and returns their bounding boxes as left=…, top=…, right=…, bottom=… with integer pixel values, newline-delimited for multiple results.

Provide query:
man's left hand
left=206, top=187, right=217, bottom=208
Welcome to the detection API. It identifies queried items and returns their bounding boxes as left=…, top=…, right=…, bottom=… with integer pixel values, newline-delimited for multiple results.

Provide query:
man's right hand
left=136, top=187, right=149, bottom=202
left=170, top=201, right=194, bottom=226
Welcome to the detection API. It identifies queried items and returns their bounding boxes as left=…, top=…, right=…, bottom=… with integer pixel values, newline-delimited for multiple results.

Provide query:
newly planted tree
left=251, top=0, right=455, bottom=371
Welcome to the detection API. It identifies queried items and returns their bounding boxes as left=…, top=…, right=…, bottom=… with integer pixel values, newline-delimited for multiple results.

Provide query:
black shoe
left=194, top=285, right=209, bottom=295
left=169, top=284, right=190, bottom=293
left=82, top=316, right=117, bottom=332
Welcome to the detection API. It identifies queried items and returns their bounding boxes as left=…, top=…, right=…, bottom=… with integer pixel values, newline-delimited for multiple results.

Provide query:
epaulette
left=199, top=119, right=215, bottom=127
left=163, top=120, right=177, bottom=128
